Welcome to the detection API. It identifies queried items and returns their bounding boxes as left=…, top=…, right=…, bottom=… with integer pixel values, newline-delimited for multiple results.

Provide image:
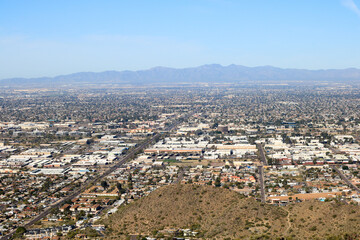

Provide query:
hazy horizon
left=3, top=63, right=360, bottom=80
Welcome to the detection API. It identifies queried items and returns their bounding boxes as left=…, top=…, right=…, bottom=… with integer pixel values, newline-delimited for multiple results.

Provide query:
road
left=257, top=165, right=266, bottom=203
left=1, top=113, right=191, bottom=240
left=257, top=143, right=268, bottom=166
left=1, top=144, right=147, bottom=240
left=256, top=143, right=267, bottom=203
left=331, top=165, right=360, bottom=194
left=174, top=168, right=184, bottom=184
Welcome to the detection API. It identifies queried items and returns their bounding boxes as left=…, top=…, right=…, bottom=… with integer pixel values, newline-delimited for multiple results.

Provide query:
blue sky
left=1, top=0, right=360, bottom=79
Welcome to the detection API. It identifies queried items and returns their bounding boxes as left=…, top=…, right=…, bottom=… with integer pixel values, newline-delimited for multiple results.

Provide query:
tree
left=41, top=178, right=52, bottom=191
left=128, top=173, right=133, bottom=189
left=101, top=181, right=109, bottom=189
left=76, top=210, right=86, bottom=220
left=116, top=182, right=126, bottom=194
left=67, top=230, right=78, bottom=239
left=313, top=158, right=317, bottom=165
left=14, top=227, right=26, bottom=238
left=214, top=177, right=221, bottom=187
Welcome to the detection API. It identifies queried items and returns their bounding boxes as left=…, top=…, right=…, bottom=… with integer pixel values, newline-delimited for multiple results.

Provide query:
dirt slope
left=104, top=184, right=360, bottom=239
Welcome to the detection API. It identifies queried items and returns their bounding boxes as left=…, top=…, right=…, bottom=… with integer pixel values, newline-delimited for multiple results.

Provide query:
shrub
left=309, top=226, right=317, bottom=231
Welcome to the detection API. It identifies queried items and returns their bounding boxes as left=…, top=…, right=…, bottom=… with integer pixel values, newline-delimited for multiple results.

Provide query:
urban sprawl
left=0, top=87, right=360, bottom=239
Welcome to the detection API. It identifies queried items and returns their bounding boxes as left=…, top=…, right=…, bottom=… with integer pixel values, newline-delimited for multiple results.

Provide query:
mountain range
left=2, top=64, right=360, bottom=88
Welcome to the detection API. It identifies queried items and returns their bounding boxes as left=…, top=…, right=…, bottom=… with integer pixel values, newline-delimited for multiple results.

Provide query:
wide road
left=256, top=143, right=267, bottom=203
left=331, top=165, right=360, bottom=194
left=257, top=165, right=266, bottom=203
left=174, top=168, right=184, bottom=184
left=1, top=113, right=191, bottom=240
left=257, top=143, right=268, bottom=166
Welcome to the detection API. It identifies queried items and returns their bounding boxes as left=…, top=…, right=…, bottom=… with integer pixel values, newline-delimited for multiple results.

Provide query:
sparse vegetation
left=104, top=184, right=360, bottom=239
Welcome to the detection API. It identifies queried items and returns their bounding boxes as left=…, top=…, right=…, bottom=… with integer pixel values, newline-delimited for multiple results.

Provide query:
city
left=2, top=0, right=360, bottom=239
left=0, top=87, right=359, bottom=239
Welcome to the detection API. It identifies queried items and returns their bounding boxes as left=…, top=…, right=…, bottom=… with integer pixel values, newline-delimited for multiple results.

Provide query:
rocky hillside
left=103, top=184, right=360, bottom=239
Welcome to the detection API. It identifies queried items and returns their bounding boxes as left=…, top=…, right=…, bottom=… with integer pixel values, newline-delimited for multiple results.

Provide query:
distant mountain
left=2, top=64, right=360, bottom=88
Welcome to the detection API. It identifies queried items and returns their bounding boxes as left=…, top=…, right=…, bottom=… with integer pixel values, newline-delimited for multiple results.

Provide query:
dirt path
left=283, top=208, right=292, bottom=235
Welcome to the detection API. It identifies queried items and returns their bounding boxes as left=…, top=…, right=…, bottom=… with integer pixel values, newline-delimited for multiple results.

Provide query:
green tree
left=14, top=227, right=26, bottom=238
left=128, top=174, right=133, bottom=189
left=101, top=181, right=109, bottom=189
left=116, top=182, right=126, bottom=194
left=215, top=177, right=221, bottom=187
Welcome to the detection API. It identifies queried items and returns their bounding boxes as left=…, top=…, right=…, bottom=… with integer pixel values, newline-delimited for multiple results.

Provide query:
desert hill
left=103, top=184, right=360, bottom=239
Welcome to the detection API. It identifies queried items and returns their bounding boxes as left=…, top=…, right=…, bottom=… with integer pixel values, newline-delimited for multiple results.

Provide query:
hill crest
left=103, top=184, right=360, bottom=239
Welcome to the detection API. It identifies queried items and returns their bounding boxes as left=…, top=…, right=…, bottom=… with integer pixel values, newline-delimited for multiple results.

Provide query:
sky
left=1, top=0, right=360, bottom=79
